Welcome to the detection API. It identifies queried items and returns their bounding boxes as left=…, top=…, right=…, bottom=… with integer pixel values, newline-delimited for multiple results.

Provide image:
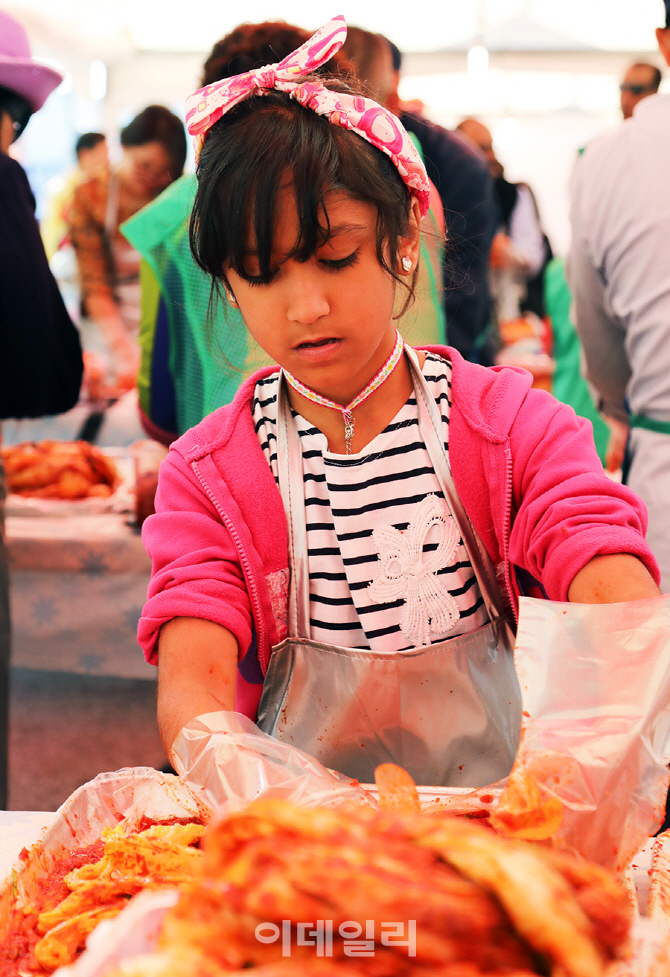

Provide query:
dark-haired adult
left=68, top=106, right=186, bottom=390
left=386, top=42, right=498, bottom=364
left=75, top=131, right=105, bottom=158
left=0, top=13, right=83, bottom=420
left=336, top=28, right=446, bottom=352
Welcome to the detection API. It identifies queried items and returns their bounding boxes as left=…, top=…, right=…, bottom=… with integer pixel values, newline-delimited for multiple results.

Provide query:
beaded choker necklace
left=283, top=332, right=405, bottom=454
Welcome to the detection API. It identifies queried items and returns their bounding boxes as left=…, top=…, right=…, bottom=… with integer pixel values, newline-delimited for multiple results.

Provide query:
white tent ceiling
left=7, top=0, right=667, bottom=259
left=4, top=0, right=664, bottom=63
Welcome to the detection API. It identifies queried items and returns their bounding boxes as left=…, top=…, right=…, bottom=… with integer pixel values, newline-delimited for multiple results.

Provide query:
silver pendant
left=343, top=411, right=355, bottom=454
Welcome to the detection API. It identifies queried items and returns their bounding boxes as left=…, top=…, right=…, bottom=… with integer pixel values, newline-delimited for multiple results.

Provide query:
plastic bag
left=53, top=890, right=179, bottom=977
left=171, top=711, right=376, bottom=815
left=494, top=596, right=670, bottom=873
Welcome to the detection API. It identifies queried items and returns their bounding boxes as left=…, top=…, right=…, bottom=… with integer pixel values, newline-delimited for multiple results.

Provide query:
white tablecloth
left=0, top=811, right=53, bottom=881
left=6, top=511, right=154, bottom=679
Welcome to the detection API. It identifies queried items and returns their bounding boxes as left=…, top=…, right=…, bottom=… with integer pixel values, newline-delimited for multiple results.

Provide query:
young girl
left=140, top=17, right=660, bottom=789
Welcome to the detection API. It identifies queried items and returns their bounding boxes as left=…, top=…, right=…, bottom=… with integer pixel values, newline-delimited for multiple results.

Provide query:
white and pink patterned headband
left=184, top=15, right=430, bottom=217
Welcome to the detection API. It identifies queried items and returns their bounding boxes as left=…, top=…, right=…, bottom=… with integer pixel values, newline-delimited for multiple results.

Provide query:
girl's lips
left=293, top=338, right=342, bottom=363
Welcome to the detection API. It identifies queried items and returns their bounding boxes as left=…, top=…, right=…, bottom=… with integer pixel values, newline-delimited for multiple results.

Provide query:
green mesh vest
left=122, top=142, right=445, bottom=436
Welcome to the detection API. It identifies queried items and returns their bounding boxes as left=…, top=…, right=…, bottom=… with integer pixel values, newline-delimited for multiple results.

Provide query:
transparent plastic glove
left=170, top=711, right=377, bottom=816
left=495, top=596, right=670, bottom=873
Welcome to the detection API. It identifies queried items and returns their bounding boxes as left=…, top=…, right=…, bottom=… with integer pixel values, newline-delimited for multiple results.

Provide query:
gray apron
left=257, top=349, right=521, bottom=787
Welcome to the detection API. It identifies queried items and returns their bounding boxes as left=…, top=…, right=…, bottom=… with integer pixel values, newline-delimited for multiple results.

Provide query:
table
left=0, top=811, right=53, bottom=881
left=6, top=511, right=154, bottom=679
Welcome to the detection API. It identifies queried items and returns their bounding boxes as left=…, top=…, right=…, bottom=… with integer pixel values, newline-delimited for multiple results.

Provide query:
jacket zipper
left=192, top=461, right=269, bottom=674
left=502, top=443, right=519, bottom=626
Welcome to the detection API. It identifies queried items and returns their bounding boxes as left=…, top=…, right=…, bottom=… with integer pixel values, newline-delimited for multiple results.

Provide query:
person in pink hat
left=0, top=7, right=83, bottom=415
left=0, top=8, right=63, bottom=142
left=0, top=8, right=84, bottom=808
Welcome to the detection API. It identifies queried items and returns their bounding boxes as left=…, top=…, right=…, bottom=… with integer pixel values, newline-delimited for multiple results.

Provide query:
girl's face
left=227, top=188, right=420, bottom=406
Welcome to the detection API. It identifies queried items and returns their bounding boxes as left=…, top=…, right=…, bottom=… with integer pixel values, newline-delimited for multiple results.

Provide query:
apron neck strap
left=277, top=373, right=311, bottom=638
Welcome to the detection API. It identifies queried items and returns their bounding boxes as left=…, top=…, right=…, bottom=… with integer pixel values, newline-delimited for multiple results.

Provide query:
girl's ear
left=398, top=197, right=422, bottom=276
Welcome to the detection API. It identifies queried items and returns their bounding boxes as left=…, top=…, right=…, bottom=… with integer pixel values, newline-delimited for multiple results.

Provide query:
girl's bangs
left=223, top=111, right=345, bottom=284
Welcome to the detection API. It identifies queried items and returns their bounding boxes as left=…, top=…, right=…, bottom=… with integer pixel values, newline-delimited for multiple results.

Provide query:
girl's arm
left=502, top=382, right=660, bottom=602
left=567, top=553, right=662, bottom=604
left=157, top=617, right=239, bottom=754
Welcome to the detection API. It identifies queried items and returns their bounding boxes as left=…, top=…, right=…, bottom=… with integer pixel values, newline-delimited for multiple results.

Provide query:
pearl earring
left=226, top=291, right=237, bottom=305
left=401, top=256, right=412, bottom=272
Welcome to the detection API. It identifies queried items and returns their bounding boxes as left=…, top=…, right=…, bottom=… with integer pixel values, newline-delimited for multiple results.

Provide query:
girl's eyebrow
left=325, top=222, right=368, bottom=237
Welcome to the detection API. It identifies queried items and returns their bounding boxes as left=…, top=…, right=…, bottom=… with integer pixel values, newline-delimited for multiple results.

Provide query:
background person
left=337, top=27, right=446, bottom=352
left=568, top=0, right=670, bottom=591
left=456, top=117, right=547, bottom=308
left=386, top=42, right=497, bottom=365
left=75, top=131, right=109, bottom=177
left=41, top=132, right=109, bottom=261
left=457, top=117, right=552, bottom=382
left=542, top=256, right=610, bottom=465
left=0, top=8, right=84, bottom=809
left=620, top=62, right=662, bottom=119
left=0, top=10, right=84, bottom=421
left=68, top=105, right=186, bottom=391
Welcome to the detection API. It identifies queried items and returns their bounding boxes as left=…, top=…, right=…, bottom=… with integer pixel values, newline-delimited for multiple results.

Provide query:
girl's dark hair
left=0, top=85, right=32, bottom=141
left=190, top=76, right=417, bottom=313
left=120, top=104, right=187, bottom=180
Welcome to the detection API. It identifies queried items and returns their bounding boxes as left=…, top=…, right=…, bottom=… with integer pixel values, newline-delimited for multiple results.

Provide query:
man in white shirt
left=568, top=1, right=670, bottom=590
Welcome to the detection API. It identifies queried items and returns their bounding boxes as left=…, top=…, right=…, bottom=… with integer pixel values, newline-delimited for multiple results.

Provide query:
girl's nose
left=285, top=266, right=330, bottom=324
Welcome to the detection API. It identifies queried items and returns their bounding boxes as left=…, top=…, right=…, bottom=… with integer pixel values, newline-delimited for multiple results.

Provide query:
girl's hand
left=567, top=553, right=662, bottom=604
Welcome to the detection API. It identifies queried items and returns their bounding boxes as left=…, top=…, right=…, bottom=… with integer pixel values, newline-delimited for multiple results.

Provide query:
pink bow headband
left=184, top=15, right=430, bottom=217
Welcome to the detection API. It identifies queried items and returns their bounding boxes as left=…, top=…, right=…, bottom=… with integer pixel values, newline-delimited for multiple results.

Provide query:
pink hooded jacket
left=139, top=347, right=658, bottom=720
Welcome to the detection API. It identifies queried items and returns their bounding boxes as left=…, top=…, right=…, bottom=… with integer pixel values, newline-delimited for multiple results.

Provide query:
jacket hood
left=444, top=347, right=534, bottom=444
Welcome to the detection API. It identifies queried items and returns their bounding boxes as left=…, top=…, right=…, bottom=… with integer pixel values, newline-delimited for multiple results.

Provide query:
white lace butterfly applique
left=368, top=494, right=461, bottom=647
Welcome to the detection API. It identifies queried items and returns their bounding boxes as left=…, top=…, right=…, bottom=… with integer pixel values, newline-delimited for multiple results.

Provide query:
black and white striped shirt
left=253, top=352, right=488, bottom=651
